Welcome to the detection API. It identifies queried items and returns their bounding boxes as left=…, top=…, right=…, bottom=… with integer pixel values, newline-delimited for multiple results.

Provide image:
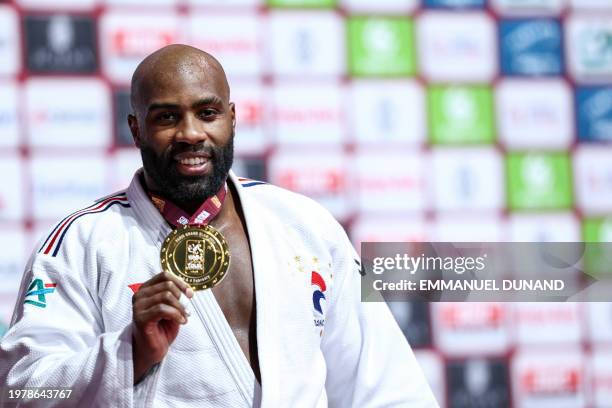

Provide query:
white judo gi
left=0, top=170, right=438, bottom=408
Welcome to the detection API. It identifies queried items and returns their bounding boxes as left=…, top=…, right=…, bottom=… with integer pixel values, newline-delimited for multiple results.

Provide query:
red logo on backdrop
left=357, top=176, right=423, bottom=191
left=112, top=30, right=176, bottom=57
left=509, top=106, right=558, bottom=126
left=515, top=305, right=578, bottom=324
left=521, top=367, right=581, bottom=395
left=441, top=304, right=504, bottom=329
left=279, top=169, right=344, bottom=194
left=433, top=36, right=480, bottom=58
left=195, top=39, right=258, bottom=54
left=240, top=102, right=262, bottom=125
left=273, top=107, right=341, bottom=124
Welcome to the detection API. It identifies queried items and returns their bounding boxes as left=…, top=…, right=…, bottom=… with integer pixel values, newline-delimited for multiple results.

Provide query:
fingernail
left=181, top=316, right=187, bottom=324
left=186, top=287, right=194, bottom=298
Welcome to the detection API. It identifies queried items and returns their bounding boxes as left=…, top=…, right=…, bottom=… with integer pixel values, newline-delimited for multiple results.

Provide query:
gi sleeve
left=320, top=229, right=439, bottom=408
left=0, top=259, right=143, bottom=408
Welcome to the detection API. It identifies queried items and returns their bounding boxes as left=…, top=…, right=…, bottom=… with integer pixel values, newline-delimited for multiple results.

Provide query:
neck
left=140, top=171, right=233, bottom=225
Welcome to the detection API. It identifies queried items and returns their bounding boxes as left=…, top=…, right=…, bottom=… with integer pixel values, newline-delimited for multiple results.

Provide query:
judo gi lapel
left=230, top=171, right=282, bottom=407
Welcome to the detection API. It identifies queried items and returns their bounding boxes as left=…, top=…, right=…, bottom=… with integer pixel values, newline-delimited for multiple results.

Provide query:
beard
left=140, top=132, right=234, bottom=205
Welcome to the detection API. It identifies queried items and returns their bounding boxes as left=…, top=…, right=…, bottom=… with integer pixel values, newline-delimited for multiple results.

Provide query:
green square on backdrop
left=582, top=218, right=612, bottom=278
left=267, top=0, right=336, bottom=7
left=428, top=86, right=495, bottom=145
left=347, top=17, right=415, bottom=76
left=583, top=218, right=612, bottom=242
left=506, top=152, right=573, bottom=211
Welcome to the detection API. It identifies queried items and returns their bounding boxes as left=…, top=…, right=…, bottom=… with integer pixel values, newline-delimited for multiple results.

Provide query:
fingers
left=141, top=271, right=194, bottom=298
left=133, top=288, right=188, bottom=322
left=136, top=303, right=187, bottom=325
left=132, top=272, right=195, bottom=326
left=135, top=280, right=182, bottom=303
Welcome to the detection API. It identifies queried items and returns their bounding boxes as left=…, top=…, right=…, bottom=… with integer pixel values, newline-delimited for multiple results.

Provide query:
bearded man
left=0, top=45, right=437, bottom=407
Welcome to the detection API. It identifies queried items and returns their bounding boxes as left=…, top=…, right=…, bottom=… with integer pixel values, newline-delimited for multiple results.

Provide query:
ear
left=229, top=102, right=236, bottom=130
left=128, top=114, right=141, bottom=148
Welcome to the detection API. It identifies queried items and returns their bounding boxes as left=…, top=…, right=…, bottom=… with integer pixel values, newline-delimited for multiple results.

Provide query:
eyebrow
left=147, top=96, right=224, bottom=114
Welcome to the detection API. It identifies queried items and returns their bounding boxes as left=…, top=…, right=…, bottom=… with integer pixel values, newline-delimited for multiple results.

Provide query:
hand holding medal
left=153, top=185, right=230, bottom=291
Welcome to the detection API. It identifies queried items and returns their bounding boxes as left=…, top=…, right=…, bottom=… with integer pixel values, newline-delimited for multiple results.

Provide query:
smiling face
left=128, top=45, right=235, bottom=206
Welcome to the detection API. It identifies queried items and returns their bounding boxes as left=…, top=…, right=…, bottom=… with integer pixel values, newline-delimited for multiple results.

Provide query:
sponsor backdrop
left=0, top=0, right=611, bottom=406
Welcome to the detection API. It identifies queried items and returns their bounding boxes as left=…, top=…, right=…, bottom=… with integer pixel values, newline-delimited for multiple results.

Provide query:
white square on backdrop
left=511, top=348, right=586, bottom=408
left=507, top=213, right=580, bottom=242
left=0, top=156, right=24, bottom=222
left=496, top=79, right=573, bottom=149
left=512, top=303, right=583, bottom=346
left=353, top=150, right=426, bottom=214
left=574, top=146, right=612, bottom=215
left=0, top=228, right=27, bottom=296
left=433, top=215, right=504, bottom=241
left=25, top=78, right=111, bottom=148
left=566, top=15, right=612, bottom=83
left=99, top=11, right=183, bottom=84
left=0, top=81, right=20, bottom=148
left=350, top=216, right=428, bottom=246
left=268, top=149, right=349, bottom=221
left=30, top=154, right=109, bottom=221
left=587, top=304, right=612, bottom=345
left=271, top=82, right=344, bottom=146
left=432, top=303, right=511, bottom=356
left=232, top=82, right=269, bottom=155
left=0, top=6, right=21, bottom=76
left=418, top=12, right=497, bottom=83
left=589, top=350, right=612, bottom=408
left=267, top=11, right=345, bottom=77
left=187, top=13, right=262, bottom=78
left=110, top=148, right=141, bottom=192
left=349, top=80, right=425, bottom=146
left=430, top=147, right=504, bottom=212
left=103, top=0, right=177, bottom=6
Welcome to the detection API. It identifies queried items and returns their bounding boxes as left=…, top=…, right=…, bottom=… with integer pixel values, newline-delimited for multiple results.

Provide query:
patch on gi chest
left=312, top=271, right=327, bottom=330
left=292, top=254, right=332, bottom=335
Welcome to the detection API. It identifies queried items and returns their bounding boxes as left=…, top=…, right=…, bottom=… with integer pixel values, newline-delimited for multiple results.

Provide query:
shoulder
left=235, top=176, right=345, bottom=240
left=35, top=191, right=132, bottom=260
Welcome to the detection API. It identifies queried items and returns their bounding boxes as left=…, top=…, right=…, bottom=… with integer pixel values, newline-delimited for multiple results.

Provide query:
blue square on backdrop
left=424, top=0, right=484, bottom=8
left=576, top=87, right=612, bottom=142
left=500, top=19, right=563, bottom=76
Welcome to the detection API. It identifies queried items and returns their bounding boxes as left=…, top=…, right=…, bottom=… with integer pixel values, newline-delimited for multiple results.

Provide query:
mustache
left=163, top=143, right=217, bottom=160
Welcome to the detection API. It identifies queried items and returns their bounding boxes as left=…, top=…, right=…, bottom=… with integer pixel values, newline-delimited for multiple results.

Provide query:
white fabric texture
left=0, top=170, right=438, bottom=408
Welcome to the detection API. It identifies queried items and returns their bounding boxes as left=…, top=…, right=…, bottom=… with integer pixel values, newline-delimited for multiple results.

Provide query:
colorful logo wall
left=0, top=0, right=612, bottom=406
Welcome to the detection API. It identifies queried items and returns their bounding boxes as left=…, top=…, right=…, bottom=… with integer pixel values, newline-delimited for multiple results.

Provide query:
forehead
left=138, top=62, right=228, bottom=107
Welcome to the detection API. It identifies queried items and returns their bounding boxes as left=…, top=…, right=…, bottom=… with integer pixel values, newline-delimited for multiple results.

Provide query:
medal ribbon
left=149, top=184, right=227, bottom=228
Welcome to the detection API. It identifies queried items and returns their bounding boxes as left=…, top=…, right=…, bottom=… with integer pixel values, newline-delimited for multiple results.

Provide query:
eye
left=199, top=109, right=218, bottom=120
left=156, top=111, right=177, bottom=124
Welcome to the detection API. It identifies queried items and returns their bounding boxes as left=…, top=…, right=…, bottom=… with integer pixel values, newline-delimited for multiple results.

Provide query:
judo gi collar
left=148, top=182, right=227, bottom=228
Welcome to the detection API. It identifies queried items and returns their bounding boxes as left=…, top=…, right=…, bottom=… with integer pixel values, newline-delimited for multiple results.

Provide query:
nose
left=175, top=112, right=207, bottom=145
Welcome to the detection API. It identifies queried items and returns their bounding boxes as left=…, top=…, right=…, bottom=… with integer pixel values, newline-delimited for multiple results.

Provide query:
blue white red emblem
left=312, top=271, right=327, bottom=328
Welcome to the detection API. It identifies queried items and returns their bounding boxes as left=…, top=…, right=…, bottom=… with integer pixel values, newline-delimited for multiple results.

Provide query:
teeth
left=178, top=157, right=207, bottom=166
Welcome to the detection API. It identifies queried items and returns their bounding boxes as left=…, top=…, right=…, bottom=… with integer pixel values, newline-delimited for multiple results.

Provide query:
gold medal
left=160, top=225, right=230, bottom=291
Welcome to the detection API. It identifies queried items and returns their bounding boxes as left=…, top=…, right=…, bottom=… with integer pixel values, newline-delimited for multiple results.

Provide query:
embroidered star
left=312, top=256, right=318, bottom=263
left=294, top=255, right=301, bottom=263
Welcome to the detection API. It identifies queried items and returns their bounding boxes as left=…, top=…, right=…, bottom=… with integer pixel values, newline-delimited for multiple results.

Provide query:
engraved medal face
left=160, top=225, right=230, bottom=291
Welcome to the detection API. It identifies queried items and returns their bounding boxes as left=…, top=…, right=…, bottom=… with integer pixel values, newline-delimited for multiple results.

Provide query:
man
left=0, top=45, right=437, bottom=407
